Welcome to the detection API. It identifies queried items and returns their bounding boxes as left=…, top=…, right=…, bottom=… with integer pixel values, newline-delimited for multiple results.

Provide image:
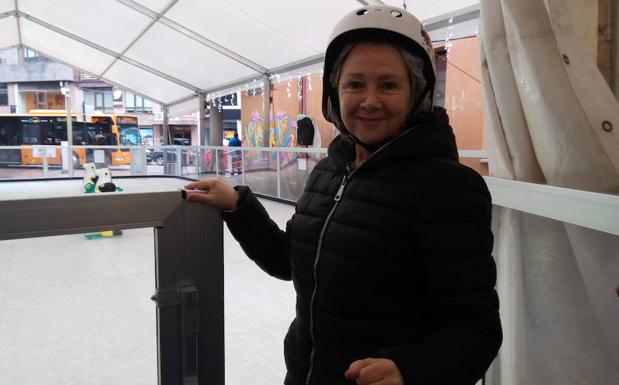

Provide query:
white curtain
left=479, top=0, right=619, bottom=384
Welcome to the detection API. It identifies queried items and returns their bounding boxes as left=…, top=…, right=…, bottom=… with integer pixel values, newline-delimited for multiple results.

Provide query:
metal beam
left=167, top=93, right=199, bottom=108
left=202, top=75, right=264, bottom=98
left=0, top=43, right=20, bottom=50
left=17, top=10, right=199, bottom=92
left=115, top=0, right=268, bottom=74
left=267, top=53, right=324, bottom=77
left=23, top=45, right=167, bottom=106
left=167, top=53, right=326, bottom=108
left=14, top=1, right=21, bottom=47
left=423, top=6, right=480, bottom=32
left=356, top=0, right=385, bottom=5
left=0, top=9, right=17, bottom=19
left=101, top=0, right=180, bottom=78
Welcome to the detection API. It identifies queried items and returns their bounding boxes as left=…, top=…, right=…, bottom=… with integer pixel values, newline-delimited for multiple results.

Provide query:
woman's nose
left=360, top=87, right=380, bottom=109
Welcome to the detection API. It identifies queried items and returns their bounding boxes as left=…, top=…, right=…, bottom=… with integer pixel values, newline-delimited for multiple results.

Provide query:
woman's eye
left=382, top=82, right=398, bottom=90
left=344, top=81, right=363, bottom=89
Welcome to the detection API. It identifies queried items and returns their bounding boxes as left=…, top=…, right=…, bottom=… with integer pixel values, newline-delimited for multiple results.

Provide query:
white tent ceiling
left=0, top=0, right=478, bottom=112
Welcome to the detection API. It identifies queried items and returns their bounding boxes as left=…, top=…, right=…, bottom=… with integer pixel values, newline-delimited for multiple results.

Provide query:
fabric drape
left=479, top=0, right=619, bottom=383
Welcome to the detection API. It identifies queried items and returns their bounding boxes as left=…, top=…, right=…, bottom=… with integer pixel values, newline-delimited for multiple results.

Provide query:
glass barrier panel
left=279, top=150, right=325, bottom=201
left=178, top=147, right=199, bottom=180
left=243, top=150, right=277, bottom=197
left=0, top=146, right=43, bottom=180
left=197, top=148, right=216, bottom=178
left=146, top=147, right=163, bottom=176
left=217, top=148, right=243, bottom=185
left=0, top=229, right=157, bottom=384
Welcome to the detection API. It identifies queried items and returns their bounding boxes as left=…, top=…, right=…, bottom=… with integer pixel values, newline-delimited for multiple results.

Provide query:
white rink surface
left=0, top=177, right=296, bottom=385
left=0, top=176, right=191, bottom=200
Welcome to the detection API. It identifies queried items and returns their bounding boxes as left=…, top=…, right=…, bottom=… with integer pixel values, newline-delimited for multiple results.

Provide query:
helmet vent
left=391, top=10, right=403, bottom=18
left=356, top=9, right=368, bottom=16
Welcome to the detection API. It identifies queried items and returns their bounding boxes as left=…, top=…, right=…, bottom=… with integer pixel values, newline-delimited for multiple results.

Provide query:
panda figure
left=94, top=168, right=120, bottom=192
left=82, top=163, right=98, bottom=193
left=82, top=163, right=123, bottom=193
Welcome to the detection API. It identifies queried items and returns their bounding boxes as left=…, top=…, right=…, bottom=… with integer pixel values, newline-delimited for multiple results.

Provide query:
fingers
left=345, top=358, right=377, bottom=381
left=183, top=177, right=238, bottom=210
left=184, top=178, right=216, bottom=191
left=345, top=358, right=404, bottom=385
left=185, top=190, right=214, bottom=204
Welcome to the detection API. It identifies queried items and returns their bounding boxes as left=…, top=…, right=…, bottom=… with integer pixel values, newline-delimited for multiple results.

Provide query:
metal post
left=208, top=99, right=223, bottom=147
left=198, top=93, right=206, bottom=146
left=65, top=86, right=74, bottom=177
left=42, top=148, right=48, bottom=179
left=276, top=149, right=281, bottom=199
left=162, top=105, right=170, bottom=145
left=198, top=93, right=206, bottom=178
left=262, top=75, right=271, bottom=149
left=175, top=146, right=182, bottom=176
left=215, top=148, right=219, bottom=177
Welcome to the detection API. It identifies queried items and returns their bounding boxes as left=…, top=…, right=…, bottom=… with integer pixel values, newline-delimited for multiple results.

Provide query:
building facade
left=0, top=47, right=202, bottom=147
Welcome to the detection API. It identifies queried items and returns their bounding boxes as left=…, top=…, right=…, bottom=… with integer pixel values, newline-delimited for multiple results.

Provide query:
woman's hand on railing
left=184, top=177, right=239, bottom=211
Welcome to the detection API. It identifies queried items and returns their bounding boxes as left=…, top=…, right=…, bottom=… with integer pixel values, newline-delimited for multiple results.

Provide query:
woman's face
left=337, top=42, right=412, bottom=145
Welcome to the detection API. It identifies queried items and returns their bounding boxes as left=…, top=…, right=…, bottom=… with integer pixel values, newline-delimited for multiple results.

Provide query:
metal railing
left=1, top=144, right=617, bottom=236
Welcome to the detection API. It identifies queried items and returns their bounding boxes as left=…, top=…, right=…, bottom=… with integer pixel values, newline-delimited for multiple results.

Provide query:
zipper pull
left=334, top=176, right=347, bottom=202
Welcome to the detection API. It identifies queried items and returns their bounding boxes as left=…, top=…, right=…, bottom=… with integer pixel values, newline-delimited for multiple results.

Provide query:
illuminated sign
left=117, top=116, right=138, bottom=125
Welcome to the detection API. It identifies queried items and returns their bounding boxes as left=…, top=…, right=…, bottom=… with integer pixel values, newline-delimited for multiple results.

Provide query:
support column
left=17, top=47, right=24, bottom=64
left=208, top=99, right=223, bottom=146
left=64, top=83, right=74, bottom=177
left=162, top=105, right=169, bottom=145
left=198, top=93, right=207, bottom=146
left=262, top=75, right=271, bottom=148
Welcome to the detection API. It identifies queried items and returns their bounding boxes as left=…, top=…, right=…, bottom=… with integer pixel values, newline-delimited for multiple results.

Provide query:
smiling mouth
left=358, top=117, right=384, bottom=121
left=357, top=117, right=384, bottom=125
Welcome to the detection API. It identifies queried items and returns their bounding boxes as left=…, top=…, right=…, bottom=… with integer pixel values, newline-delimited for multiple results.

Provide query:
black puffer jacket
left=224, top=108, right=502, bottom=385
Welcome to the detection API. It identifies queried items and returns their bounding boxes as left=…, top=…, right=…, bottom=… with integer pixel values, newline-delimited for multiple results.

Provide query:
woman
left=186, top=5, right=501, bottom=385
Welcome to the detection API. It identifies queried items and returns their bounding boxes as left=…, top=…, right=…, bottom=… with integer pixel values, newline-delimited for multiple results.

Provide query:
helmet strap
left=347, top=133, right=394, bottom=153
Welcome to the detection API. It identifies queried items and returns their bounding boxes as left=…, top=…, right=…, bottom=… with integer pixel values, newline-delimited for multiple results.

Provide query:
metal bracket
left=151, top=286, right=199, bottom=385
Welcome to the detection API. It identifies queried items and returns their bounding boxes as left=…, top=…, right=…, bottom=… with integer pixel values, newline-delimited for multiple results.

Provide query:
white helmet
left=322, top=5, right=437, bottom=129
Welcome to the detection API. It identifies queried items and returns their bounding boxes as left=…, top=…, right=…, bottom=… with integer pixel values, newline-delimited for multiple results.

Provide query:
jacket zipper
left=303, top=130, right=412, bottom=384
left=305, top=174, right=348, bottom=385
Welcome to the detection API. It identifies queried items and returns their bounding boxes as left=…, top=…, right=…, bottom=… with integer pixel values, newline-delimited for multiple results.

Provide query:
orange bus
left=0, top=112, right=140, bottom=167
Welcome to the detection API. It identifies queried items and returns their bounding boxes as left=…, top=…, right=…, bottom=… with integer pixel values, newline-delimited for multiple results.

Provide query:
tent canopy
left=0, top=0, right=478, bottom=112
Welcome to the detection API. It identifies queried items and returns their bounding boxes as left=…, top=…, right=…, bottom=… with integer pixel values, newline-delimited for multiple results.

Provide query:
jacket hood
left=327, top=107, right=459, bottom=169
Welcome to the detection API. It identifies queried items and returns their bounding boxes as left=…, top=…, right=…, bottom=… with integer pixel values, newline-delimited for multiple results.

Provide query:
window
left=0, top=83, right=7, bottom=106
left=119, top=126, right=141, bottom=146
left=36, top=92, right=47, bottom=109
left=125, top=91, right=153, bottom=113
left=0, top=120, right=19, bottom=145
left=21, top=122, right=42, bottom=144
left=23, top=48, right=49, bottom=62
left=84, top=90, right=114, bottom=113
